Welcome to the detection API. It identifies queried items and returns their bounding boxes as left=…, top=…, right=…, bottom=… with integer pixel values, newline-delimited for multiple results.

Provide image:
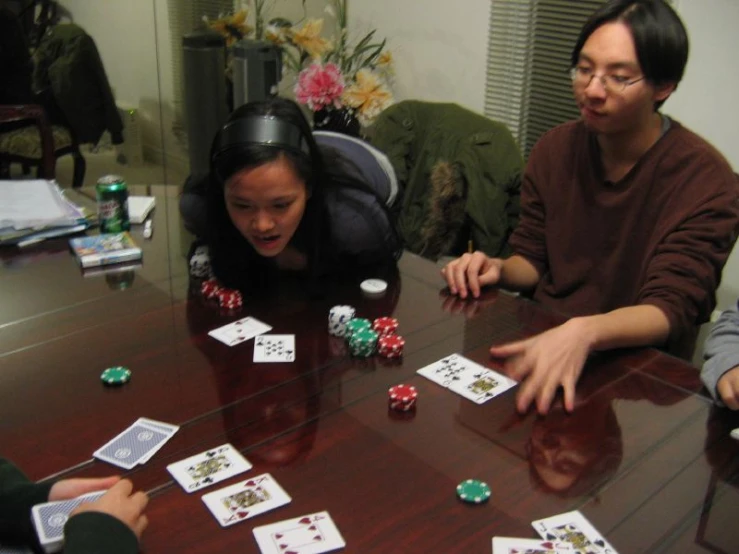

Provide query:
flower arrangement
left=271, top=0, right=394, bottom=127
left=204, top=1, right=394, bottom=128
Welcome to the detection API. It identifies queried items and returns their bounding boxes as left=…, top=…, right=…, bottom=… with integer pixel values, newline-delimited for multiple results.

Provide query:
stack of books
left=0, top=179, right=91, bottom=247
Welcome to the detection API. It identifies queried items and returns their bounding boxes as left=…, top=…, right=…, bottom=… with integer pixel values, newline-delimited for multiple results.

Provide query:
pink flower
left=294, top=62, right=345, bottom=111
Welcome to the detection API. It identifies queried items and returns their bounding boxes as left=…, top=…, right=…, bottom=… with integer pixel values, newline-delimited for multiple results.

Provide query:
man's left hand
left=490, top=319, right=593, bottom=415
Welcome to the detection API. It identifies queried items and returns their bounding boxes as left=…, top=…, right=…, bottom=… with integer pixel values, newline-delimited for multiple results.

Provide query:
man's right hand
left=440, top=252, right=504, bottom=298
left=70, top=479, right=149, bottom=539
left=717, top=366, right=739, bottom=410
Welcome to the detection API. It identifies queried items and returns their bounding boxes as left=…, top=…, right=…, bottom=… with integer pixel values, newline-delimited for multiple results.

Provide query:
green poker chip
left=456, top=479, right=491, bottom=504
left=101, top=366, right=131, bottom=386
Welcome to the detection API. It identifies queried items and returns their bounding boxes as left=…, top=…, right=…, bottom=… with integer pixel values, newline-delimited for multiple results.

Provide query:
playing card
left=253, top=334, right=296, bottom=363
left=201, top=473, right=291, bottom=527
left=134, top=417, right=179, bottom=464
left=493, top=536, right=573, bottom=553
left=532, top=511, right=618, bottom=554
left=167, top=443, right=252, bottom=493
left=93, top=422, right=171, bottom=469
left=447, top=364, right=517, bottom=405
left=416, top=354, right=473, bottom=387
left=417, top=354, right=517, bottom=404
left=32, top=490, right=106, bottom=552
left=253, top=511, right=346, bottom=554
left=208, top=316, right=273, bottom=347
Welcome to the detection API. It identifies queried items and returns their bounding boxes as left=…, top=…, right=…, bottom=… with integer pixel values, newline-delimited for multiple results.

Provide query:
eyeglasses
left=569, top=66, right=645, bottom=94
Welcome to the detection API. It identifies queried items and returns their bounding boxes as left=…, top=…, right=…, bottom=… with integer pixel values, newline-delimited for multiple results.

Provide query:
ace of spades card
left=253, top=334, right=296, bottom=363
left=201, top=474, right=291, bottom=527
left=253, top=511, right=346, bottom=554
left=532, top=511, right=618, bottom=554
left=167, top=443, right=252, bottom=493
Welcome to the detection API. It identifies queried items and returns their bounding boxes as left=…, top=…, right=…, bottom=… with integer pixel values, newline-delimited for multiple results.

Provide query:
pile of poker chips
left=456, top=479, right=491, bottom=504
left=328, top=305, right=356, bottom=337
left=200, top=278, right=243, bottom=311
left=388, top=384, right=417, bottom=412
left=328, top=306, right=405, bottom=359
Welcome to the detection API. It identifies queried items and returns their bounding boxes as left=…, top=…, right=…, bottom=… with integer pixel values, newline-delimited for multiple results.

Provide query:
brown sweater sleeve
left=507, top=140, right=549, bottom=275
left=637, top=160, right=739, bottom=346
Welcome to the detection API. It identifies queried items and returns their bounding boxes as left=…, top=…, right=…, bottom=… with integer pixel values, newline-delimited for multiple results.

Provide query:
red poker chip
left=388, top=384, right=417, bottom=402
left=373, top=317, right=399, bottom=336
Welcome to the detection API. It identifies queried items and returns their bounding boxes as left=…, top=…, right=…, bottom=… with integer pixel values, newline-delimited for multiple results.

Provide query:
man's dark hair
left=572, top=0, right=689, bottom=109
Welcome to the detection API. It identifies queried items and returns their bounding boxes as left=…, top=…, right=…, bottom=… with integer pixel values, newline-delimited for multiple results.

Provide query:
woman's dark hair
left=571, top=0, right=689, bottom=110
left=206, top=97, right=397, bottom=293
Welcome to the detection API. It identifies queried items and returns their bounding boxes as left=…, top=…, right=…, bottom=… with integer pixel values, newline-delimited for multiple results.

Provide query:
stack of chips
left=217, top=288, right=243, bottom=310
left=377, top=335, right=405, bottom=358
left=344, top=318, right=372, bottom=341
left=201, top=278, right=221, bottom=300
left=388, top=384, right=417, bottom=412
left=372, top=317, right=399, bottom=336
left=349, top=328, right=379, bottom=357
left=328, top=305, right=357, bottom=337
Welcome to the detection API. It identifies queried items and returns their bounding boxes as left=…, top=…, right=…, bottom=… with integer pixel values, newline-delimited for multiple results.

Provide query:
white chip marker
left=731, top=427, right=739, bottom=441
left=360, top=278, right=387, bottom=298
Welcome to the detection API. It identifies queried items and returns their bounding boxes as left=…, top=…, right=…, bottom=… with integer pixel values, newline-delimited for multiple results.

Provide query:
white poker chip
left=731, top=427, right=739, bottom=441
left=360, top=279, right=388, bottom=297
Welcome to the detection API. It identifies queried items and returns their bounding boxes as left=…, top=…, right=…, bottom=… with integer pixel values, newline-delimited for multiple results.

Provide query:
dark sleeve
left=638, top=164, right=739, bottom=344
left=507, top=139, right=549, bottom=274
left=64, top=512, right=139, bottom=554
left=0, top=458, right=53, bottom=544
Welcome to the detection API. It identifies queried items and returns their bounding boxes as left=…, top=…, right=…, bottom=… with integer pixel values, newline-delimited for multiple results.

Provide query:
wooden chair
left=0, top=104, right=86, bottom=187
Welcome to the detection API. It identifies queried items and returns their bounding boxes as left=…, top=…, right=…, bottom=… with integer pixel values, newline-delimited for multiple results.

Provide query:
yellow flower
left=290, top=19, right=333, bottom=59
left=377, top=51, right=393, bottom=67
left=209, top=10, right=252, bottom=47
left=265, top=24, right=287, bottom=45
left=342, top=69, right=393, bottom=125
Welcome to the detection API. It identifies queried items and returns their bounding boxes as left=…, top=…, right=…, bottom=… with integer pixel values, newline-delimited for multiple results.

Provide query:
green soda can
left=96, top=175, right=130, bottom=232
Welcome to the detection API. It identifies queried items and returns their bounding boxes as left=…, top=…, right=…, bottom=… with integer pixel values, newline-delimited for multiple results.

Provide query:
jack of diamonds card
left=201, top=473, right=291, bottom=527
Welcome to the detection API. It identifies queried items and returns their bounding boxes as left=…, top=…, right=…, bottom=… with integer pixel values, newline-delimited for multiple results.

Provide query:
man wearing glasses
left=442, top=0, right=739, bottom=414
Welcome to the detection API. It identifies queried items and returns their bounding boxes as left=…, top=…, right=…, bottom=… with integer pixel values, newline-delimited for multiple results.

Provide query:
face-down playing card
left=252, top=511, right=346, bottom=554
left=201, top=473, right=291, bottom=527
left=93, top=422, right=171, bottom=469
left=253, top=334, right=296, bottom=362
left=32, top=491, right=106, bottom=551
left=167, top=443, right=252, bottom=493
left=532, top=511, right=618, bottom=554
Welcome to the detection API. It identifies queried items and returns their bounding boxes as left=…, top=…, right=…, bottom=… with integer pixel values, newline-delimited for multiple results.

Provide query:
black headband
left=212, top=115, right=311, bottom=160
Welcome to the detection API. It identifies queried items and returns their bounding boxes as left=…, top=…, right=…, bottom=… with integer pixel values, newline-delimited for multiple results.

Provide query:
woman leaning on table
left=0, top=458, right=148, bottom=553
left=180, top=97, right=402, bottom=293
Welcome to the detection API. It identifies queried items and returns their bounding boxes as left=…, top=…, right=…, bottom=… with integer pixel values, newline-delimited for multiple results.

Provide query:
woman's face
left=224, top=156, right=308, bottom=257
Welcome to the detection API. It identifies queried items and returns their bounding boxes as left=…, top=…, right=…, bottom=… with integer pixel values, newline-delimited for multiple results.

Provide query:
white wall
left=350, top=0, right=490, bottom=113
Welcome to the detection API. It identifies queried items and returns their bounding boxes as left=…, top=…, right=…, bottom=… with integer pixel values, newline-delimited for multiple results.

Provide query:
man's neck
left=596, top=112, right=664, bottom=182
